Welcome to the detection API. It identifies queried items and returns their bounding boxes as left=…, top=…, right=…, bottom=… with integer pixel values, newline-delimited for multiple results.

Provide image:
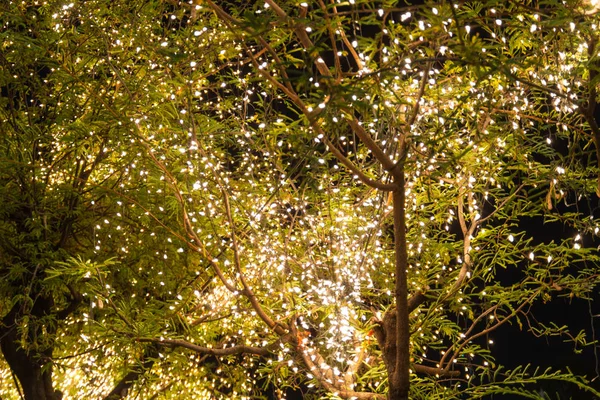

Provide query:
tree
left=1, top=0, right=600, bottom=399
left=0, top=3, right=126, bottom=398
left=0, top=2, right=169, bottom=398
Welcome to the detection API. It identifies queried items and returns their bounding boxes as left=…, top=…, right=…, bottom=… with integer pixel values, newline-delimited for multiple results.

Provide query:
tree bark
left=389, top=172, right=410, bottom=400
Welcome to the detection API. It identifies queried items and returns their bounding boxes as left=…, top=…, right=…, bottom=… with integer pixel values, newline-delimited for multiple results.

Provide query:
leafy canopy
left=1, top=0, right=600, bottom=399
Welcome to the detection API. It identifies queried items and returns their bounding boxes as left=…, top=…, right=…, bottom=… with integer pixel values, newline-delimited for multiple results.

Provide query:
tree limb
left=137, top=333, right=296, bottom=358
left=103, top=344, right=158, bottom=400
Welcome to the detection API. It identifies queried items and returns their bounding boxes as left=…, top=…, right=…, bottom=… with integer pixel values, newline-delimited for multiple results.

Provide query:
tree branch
left=412, top=363, right=460, bottom=377
left=221, top=188, right=287, bottom=335
left=103, top=344, right=158, bottom=400
left=138, top=338, right=268, bottom=357
left=55, top=284, right=83, bottom=320
left=206, top=0, right=398, bottom=192
left=440, top=288, right=541, bottom=372
left=297, top=344, right=386, bottom=400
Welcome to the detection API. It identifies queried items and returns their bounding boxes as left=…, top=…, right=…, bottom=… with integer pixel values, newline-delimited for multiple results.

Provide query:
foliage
left=1, top=0, right=600, bottom=399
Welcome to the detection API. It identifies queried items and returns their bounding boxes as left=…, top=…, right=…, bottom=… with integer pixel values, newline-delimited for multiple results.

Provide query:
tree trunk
left=0, top=296, right=61, bottom=400
left=389, top=172, right=410, bottom=400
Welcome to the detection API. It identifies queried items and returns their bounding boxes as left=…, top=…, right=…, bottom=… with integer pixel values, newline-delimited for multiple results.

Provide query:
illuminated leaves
left=1, top=0, right=600, bottom=399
